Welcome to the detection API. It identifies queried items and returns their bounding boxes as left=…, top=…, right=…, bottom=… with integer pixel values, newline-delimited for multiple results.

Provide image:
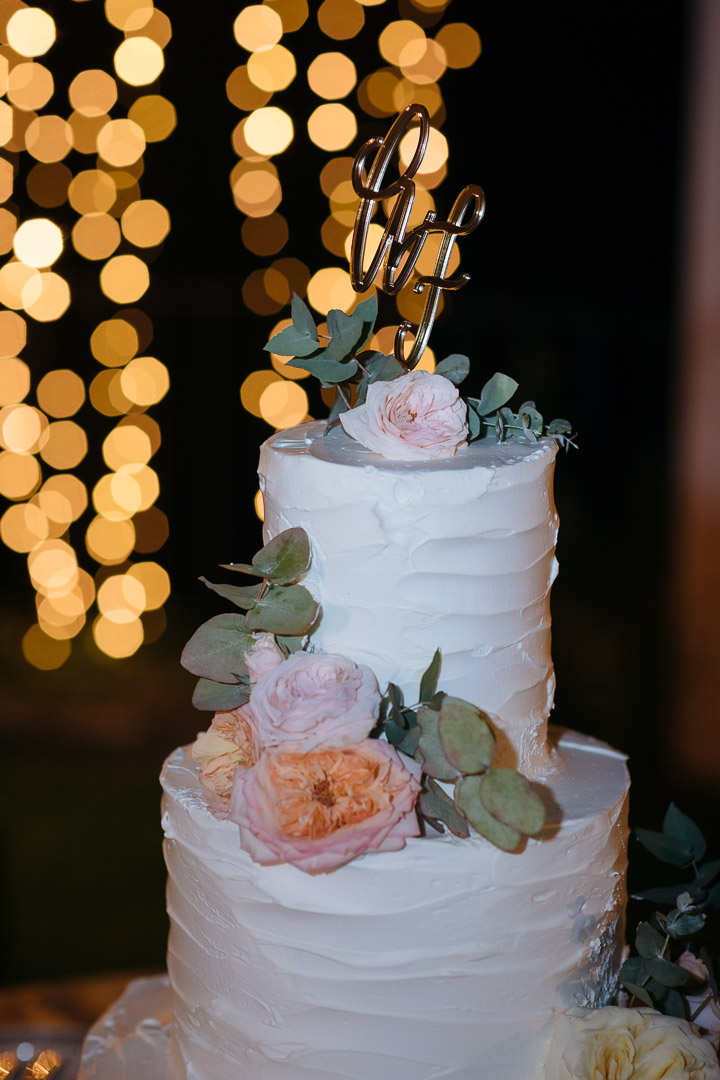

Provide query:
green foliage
left=434, top=354, right=470, bottom=385
left=467, top=373, right=576, bottom=450
left=377, top=649, right=545, bottom=852
left=182, top=528, right=318, bottom=711
left=622, top=804, right=718, bottom=1022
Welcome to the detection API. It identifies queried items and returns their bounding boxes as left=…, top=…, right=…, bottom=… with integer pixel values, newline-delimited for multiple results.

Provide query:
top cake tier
left=259, top=422, right=559, bottom=777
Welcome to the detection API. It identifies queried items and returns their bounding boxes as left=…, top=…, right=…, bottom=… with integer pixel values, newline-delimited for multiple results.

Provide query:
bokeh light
left=244, top=107, right=294, bottom=156
left=233, top=6, right=283, bottom=51
left=68, top=169, right=117, bottom=214
left=317, top=0, right=365, bottom=40
left=0, top=356, right=30, bottom=404
left=114, top=36, right=164, bottom=87
left=307, top=52, right=357, bottom=100
left=69, top=69, right=118, bottom=116
left=22, top=624, right=71, bottom=669
left=0, top=449, right=41, bottom=499
left=90, top=318, right=139, bottom=367
left=105, top=0, right=154, bottom=33
left=7, top=62, right=54, bottom=111
left=307, top=266, right=356, bottom=313
left=25, top=115, right=73, bottom=162
left=96, top=118, right=146, bottom=167
left=119, top=355, right=169, bottom=406
left=6, top=8, right=56, bottom=58
left=22, top=271, right=71, bottom=321
left=435, top=23, right=481, bottom=68
left=100, top=254, right=150, bottom=303
left=246, top=44, right=296, bottom=92
left=86, top=514, right=135, bottom=564
left=128, top=94, right=176, bottom=141
left=120, top=198, right=170, bottom=247
left=36, top=369, right=86, bottom=417
left=72, top=212, right=122, bottom=260
left=39, top=420, right=88, bottom=469
left=307, top=103, right=357, bottom=151
left=13, top=217, right=63, bottom=267
left=26, top=162, right=71, bottom=208
left=258, top=380, right=309, bottom=428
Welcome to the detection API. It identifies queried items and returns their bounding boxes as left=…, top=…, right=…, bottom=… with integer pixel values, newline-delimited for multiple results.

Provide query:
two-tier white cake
left=161, top=423, right=630, bottom=1079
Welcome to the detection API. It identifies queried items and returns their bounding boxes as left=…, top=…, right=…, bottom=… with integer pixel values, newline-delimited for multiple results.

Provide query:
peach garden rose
left=228, top=739, right=422, bottom=873
left=192, top=705, right=258, bottom=818
left=544, top=1006, right=720, bottom=1080
left=249, top=650, right=381, bottom=753
left=340, top=369, right=468, bottom=461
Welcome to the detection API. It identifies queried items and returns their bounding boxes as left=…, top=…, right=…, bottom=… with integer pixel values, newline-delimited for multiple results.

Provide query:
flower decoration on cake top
left=181, top=526, right=547, bottom=873
left=265, top=101, right=575, bottom=459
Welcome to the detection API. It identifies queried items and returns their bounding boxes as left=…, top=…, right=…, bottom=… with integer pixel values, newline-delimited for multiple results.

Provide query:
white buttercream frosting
left=162, top=730, right=629, bottom=1080
left=259, top=423, right=559, bottom=776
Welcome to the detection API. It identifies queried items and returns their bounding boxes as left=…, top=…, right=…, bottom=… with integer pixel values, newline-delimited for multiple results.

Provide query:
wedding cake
left=161, top=415, right=630, bottom=1080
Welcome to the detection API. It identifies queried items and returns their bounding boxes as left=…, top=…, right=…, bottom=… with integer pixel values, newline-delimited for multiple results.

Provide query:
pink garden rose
left=229, top=739, right=422, bottom=873
left=340, top=369, right=468, bottom=460
left=249, top=650, right=381, bottom=752
left=191, top=705, right=258, bottom=818
left=244, top=633, right=284, bottom=683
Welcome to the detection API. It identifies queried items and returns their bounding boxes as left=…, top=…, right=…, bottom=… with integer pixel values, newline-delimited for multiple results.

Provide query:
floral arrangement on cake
left=181, top=526, right=547, bottom=873
left=545, top=805, right=720, bottom=1077
left=266, top=293, right=576, bottom=458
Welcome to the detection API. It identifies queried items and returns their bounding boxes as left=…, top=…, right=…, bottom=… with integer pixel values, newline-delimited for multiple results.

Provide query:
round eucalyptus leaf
left=252, top=527, right=311, bottom=584
left=437, top=697, right=495, bottom=774
left=479, top=768, right=546, bottom=836
left=245, top=583, right=319, bottom=636
left=181, top=613, right=252, bottom=682
left=192, top=677, right=250, bottom=712
left=415, top=706, right=459, bottom=782
left=455, top=775, right=522, bottom=852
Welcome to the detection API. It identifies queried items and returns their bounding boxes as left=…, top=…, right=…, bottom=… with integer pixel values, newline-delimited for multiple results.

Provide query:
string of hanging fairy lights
left=0, top=0, right=176, bottom=670
left=229, top=0, right=482, bottom=515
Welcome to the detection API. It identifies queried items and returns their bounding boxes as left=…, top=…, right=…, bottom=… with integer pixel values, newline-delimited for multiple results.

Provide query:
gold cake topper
left=350, top=104, right=485, bottom=371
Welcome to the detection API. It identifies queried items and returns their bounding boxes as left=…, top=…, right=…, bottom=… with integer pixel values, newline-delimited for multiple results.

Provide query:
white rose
left=544, top=1006, right=720, bottom=1080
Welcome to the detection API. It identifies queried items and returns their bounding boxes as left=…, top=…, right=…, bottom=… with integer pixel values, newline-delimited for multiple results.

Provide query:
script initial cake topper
left=350, top=103, right=485, bottom=371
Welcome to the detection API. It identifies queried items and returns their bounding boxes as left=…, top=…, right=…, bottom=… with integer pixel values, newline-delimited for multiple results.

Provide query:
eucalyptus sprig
left=181, top=528, right=320, bottom=712
left=266, top=293, right=575, bottom=448
left=620, top=804, right=719, bottom=1022
left=380, top=649, right=546, bottom=852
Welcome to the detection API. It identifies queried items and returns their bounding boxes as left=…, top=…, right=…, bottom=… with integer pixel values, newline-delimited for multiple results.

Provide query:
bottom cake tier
left=161, top=727, right=629, bottom=1080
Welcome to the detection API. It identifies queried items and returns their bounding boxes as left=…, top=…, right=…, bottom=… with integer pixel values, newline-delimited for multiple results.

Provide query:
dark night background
left=2, top=0, right=711, bottom=996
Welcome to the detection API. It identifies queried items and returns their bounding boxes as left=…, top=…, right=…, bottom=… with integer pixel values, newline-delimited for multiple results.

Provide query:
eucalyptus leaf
left=351, top=292, right=379, bottom=354
left=276, top=634, right=304, bottom=654
left=245, top=583, right=319, bottom=636
left=663, top=804, right=707, bottom=863
left=385, top=720, right=407, bottom=747
left=398, top=726, right=420, bottom=756
left=632, top=883, right=697, bottom=905
left=455, top=775, right=522, bottom=852
left=696, top=858, right=720, bottom=887
left=251, top=527, right=311, bottom=584
left=547, top=418, right=573, bottom=436
left=287, top=352, right=358, bottom=386
left=419, top=779, right=470, bottom=838
left=324, top=307, right=365, bottom=363
left=664, top=989, right=687, bottom=1020
left=478, top=767, right=545, bottom=836
left=435, top=354, right=470, bottom=386
left=701, top=946, right=718, bottom=996
left=704, top=879, right=720, bottom=913
left=666, top=911, right=706, bottom=937
left=291, top=292, right=318, bottom=339
left=467, top=400, right=482, bottom=440
left=419, top=649, right=441, bottom=702
left=517, top=401, right=543, bottom=434
left=200, top=577, right=261, bottom=610
left=181, top=612, right=253, bottom=682
left=387, top=682, right=404, bottom=711
left=622, top=980, right=655, bottom=1008
left=475, top=372, right=519, bottom=416
left=192, top=677, right=250, bottom=712
left=635, top=827, right=694, bottom=868
left=620, top=956, right=647, bottom=985
left=326, top=383, right=352, bottom=426
left=437, top=697, right=496, bottom=775
left=644, top=958, right=695, bottom=988
left=415, top=706, right=460, bottom=781
left=218, top=561, right=258, bottom=576
left=635, top=921, right=666, bottom=960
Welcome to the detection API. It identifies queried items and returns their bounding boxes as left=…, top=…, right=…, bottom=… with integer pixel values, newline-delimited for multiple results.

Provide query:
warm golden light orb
left=6, top=8, right=56, bottom=58
left=246, top=43, right=296, bottom=92
left=244, top=106, right=294, bottom=156
left=307, top=52, right=357, bottom=100
left=100, top=254, right=150, bottom=303
left=307, top=103, right=357, bottom=151
left=69, top=69, right=118, bottom=117
left=233, top=6, right=283, bottom=51
left=96, top=118, right=146, bottom=167
left=114, top=36, right=164, bottom=87
left=7, top=62, right=54, bottom=111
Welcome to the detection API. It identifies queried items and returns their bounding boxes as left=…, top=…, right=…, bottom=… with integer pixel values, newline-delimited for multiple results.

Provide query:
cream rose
left=544, top=1006, right=720, bottom=1080
left=339, top=369, right=468, bottom=460
left=244, top=633, right=284, bottom=683
left=249, top=650, right=381, bottom=752
left=191, top=705, right=258, bottom=818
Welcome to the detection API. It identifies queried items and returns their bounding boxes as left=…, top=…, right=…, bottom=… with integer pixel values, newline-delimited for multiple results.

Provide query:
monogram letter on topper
left=350, top=104, right=485, bottom=371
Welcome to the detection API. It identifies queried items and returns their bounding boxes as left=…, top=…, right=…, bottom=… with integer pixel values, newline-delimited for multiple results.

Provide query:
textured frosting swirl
left=259, top=423, right=559, bottom=776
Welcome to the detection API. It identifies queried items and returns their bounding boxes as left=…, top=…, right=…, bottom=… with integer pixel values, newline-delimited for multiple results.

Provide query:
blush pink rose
left=249, top=650, right=381, bottom=752
left=244, top=633, right=284, bottom=683
left=229, top=740, right=422, bottom=873
left=340, top=369, right=468, bottom=460
left=199, top=753, right=244, bottom=819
